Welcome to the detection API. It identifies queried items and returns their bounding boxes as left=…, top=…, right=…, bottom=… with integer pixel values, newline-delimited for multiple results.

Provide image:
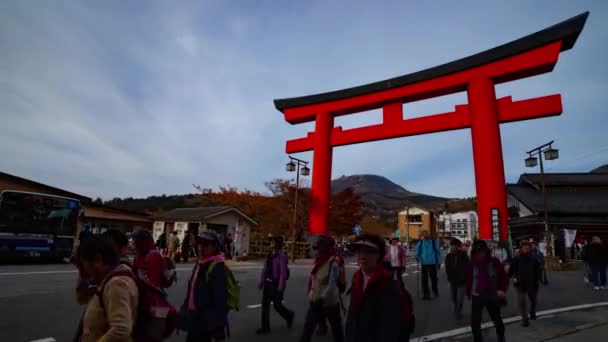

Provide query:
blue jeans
left=590, top=264, right=607, bottom=287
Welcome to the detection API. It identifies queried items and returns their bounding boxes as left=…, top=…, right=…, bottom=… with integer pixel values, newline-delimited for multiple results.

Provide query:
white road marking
left=30, top=338, right=56, bottom=342
left=247, top=300, right=286, bottom=309
left=409, top=302, right=608, bottom=341
left=0, top=263, right=372, bottom=276
left=0, top=270, right=77, bottom=276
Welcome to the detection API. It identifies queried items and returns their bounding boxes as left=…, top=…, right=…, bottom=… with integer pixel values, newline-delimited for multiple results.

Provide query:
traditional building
left=151, top=206, right=257, bottom=256
left=507, top=172, right=608, bottom=244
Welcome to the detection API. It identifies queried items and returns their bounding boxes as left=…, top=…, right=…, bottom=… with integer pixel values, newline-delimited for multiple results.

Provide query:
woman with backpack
left=75, top=235, right=139, bottom=342
left=346, top=234, right=411, bottom=342
left=299, top=235, right=346, bottom=342
left=182, top=230, right=229, bottom=342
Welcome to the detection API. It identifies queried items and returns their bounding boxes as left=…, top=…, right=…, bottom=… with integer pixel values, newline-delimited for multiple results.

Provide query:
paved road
left=1, top=262, right=607, bottom=342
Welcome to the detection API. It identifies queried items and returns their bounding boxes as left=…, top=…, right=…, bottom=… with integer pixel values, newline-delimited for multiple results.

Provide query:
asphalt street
left=1, top=261, right=607, bottom=342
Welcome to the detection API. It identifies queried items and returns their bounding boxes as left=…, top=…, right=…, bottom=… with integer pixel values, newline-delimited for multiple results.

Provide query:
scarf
left=349, top=265, right=389, bottom=310
left=188, top=252, right=225, bottom=310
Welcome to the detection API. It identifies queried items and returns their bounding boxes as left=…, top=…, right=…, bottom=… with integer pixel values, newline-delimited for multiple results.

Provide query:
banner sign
left=564, top=229, right=577, bottom=248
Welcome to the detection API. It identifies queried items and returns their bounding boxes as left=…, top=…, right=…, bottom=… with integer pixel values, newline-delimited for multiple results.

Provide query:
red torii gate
left=274, top=12, right=588, bottom=240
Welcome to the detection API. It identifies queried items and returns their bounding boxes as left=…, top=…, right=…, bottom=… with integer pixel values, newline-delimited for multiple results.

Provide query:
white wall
left=441, top=211, right=478, bottom=241
left=153, top=221, right=164, bottom=242
left=205, top=210, right=253, bottom=256
left=398, top=207, right=429, bottom=216
left=508, top=194, right=533, bottom=217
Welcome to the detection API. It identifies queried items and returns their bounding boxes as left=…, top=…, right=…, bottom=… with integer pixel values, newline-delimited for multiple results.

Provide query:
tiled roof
left=151, top=206, right=257, bottom=225
left=518, top=173, right=608, bottom=187
left=507, top=183, right=608, bottom=215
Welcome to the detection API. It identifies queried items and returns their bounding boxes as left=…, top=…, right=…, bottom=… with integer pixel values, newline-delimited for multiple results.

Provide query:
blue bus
left=0, top=190, right=81, bottom=261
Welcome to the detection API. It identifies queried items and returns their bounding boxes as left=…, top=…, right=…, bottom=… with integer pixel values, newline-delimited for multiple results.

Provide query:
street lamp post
left=286, top=156, right=310, bottom=262
left=525, top=141, right=559, bottom=256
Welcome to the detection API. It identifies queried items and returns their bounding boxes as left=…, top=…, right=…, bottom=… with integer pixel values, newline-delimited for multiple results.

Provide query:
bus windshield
left=0, top=191, right=80, bottom=237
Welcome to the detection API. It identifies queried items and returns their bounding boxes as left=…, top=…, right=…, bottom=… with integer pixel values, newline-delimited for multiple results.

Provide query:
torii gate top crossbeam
left=274, top=12, right=588, bottom=124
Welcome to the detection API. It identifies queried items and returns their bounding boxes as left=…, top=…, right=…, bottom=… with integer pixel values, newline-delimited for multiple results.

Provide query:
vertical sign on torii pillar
left=274, top=13, right=588, bottom=240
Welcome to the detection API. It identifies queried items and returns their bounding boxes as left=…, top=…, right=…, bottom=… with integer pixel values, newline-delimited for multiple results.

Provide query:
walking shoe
left=530, top=312, right=537, bottom=320
left=522, top=320, right=530, bottom=327
left=593, top=286, right=601, bottom=291
left=256, top=328, right=271, bottom=335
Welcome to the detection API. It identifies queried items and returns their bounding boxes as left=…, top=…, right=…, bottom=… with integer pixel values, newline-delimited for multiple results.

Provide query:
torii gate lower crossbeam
left=274, top=12, right=588, bottom=241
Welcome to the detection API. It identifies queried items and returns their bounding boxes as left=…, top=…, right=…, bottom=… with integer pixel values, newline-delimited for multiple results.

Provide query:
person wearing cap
left=416, top=230, right=442, bottom=300
left=465, top=240, right=508, bottom=342
left=445, top=239, right=470, bottom=320
left=509, top=240, right=542, bottom=327
left=385, top=237, right=407, bottom=283
left=345, top=234, right=406, bottom=342
left=256, top=236, right=295, bottom=335
left=182, top=230, right=228, bottom=341
left=299, top=235, right=346, bottom=342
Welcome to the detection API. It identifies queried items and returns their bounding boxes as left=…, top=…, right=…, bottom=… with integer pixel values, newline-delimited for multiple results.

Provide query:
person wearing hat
left=385, top=237, right=407, bottom=283
left=345, top=234, right=407, bottom=342
left=256, top=236, right=295, bottom=335
left=299, top=235, right=346, bottom=342
left=182, top=230, right=228, bottom=341
left=509, top=240, right=542, bottom=327
left=445, top=238, right=470, bottom=320
left=465, top=240, right=508, bottom=342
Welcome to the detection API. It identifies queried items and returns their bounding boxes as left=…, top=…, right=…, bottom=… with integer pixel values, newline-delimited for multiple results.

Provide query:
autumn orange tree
left=193, top=181, right=364, bottom=239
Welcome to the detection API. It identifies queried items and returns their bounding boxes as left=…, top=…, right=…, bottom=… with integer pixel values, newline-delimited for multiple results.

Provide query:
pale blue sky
left=1, top=1, right=607, bottom=199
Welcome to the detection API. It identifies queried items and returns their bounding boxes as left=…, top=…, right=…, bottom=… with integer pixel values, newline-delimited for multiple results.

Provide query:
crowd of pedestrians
left=70, top=226, right=608, bottom=342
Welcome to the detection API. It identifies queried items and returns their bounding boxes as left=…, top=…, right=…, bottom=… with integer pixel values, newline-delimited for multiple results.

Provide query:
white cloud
left=0, top=0, right=606, bottom=201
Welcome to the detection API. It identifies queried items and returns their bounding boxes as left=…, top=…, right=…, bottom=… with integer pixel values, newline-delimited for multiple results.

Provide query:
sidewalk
left=438, top=303, right=608, bottom=341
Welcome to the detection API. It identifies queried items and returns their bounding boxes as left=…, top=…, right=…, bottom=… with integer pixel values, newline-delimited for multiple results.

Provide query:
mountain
left=331, top=174, right=452, bottom=222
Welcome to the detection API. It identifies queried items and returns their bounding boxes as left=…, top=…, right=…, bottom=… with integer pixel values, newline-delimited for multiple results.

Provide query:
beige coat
left=81, top=264, right=139, bottom=342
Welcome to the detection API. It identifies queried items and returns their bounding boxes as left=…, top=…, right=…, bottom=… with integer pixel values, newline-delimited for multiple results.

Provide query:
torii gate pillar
left=469, top=78, right=508, bottom=240
left=310, top=113, right=333, bottom=235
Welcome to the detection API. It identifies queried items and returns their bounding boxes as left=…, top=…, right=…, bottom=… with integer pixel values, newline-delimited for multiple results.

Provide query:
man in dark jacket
left=445, top=239, right=470, bottom=320
left=465, top=240, right=509, bottom=342
left=583, top=236, right=607, bottom=290
left=183, top=230, right=228, bottom=342
left=346, top=234, right=406, bottom=342
left=509, top=240, right=542, bottom=327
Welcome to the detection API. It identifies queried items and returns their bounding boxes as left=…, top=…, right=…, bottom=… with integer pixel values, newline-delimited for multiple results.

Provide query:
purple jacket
left=258, top=251, right=289, bottom=291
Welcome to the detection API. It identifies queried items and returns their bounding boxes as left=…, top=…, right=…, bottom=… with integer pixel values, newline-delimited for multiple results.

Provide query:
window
left=407, top=215, right=422, bottom=223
